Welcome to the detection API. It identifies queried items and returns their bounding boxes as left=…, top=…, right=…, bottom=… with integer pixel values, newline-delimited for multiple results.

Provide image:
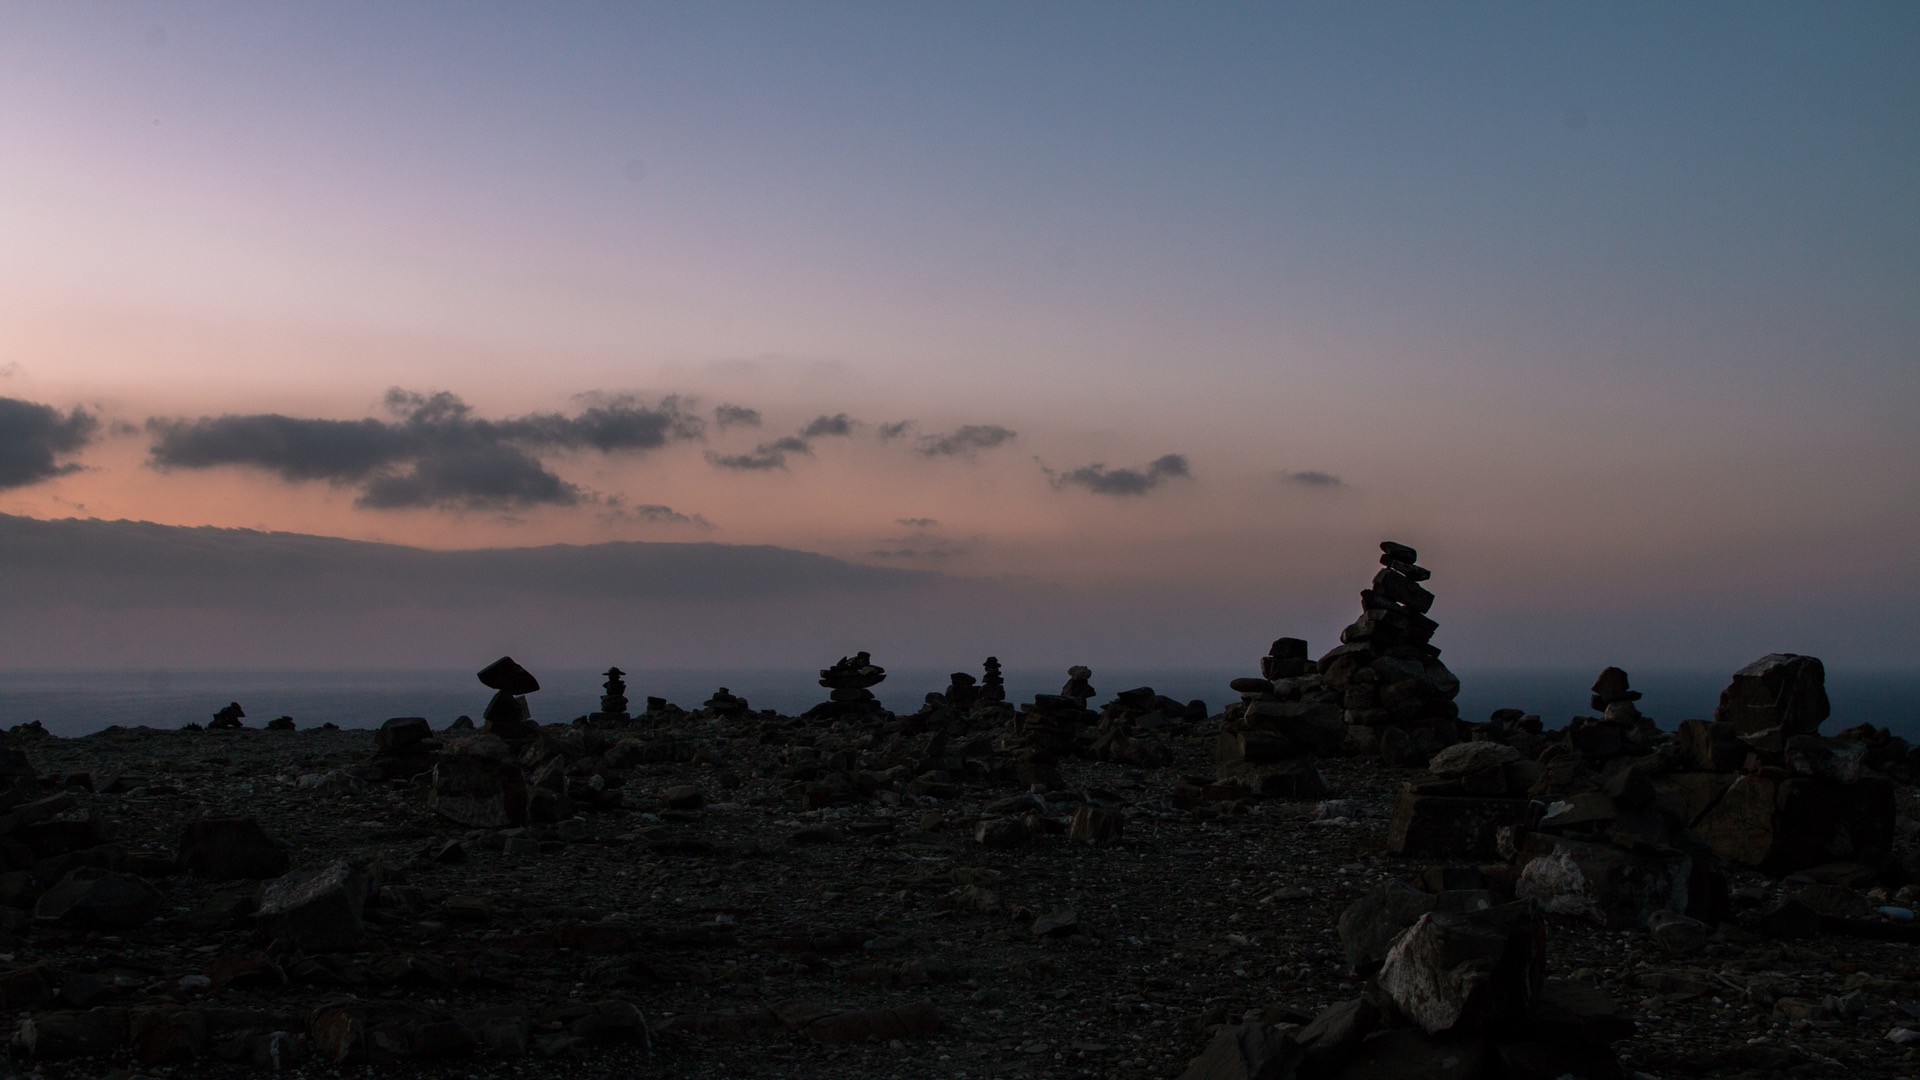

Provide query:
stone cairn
left=592, top=667, right=631, bottom=724
left=700, top=687, right=751, bottom=718
left=804, top=652, right=889, bottom=722
left=1014, top=667, right=1098, bottom=760
left=1320, top=540, right=1464, bottom=767
left=477, top=656, right=540, bottom=742
left=209, top=702, right=246, bottom=730
left=1212, top=637, right=1338, bottom=799
left=979, top=656, right=1006, bottom=703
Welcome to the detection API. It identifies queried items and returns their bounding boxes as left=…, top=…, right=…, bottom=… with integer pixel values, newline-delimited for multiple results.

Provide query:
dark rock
left=430, top=757, right=530, bottom=829
left=14, top=1006, right=130, bottom=1060
left=178, top=817, right=290, bottom=880
left=1376, top=901, right=1542, bottom=1034
left=1646, top=910, right=1711, bottom=956
left=1338, top=884, right=1495, bottom=976
left=1714, top=653, right=1828, bottom=742
left=1177, top=1021, right=1302, bottom=1080
left=1293, top=996, right=1378, bottom=1075
left=257, top=861, right=365, bottom=950
left=1069, top=805, right=1124, bottom=845
left=1589, top=667, right=1641, bottom=712
left=374, top=717, right=432, bottom=752
left=1514, top=836, right=1693, bottom=929
left=1692, top=773, right=1894, bottom=873
left=477, top=656, right=540, bottom=695
left=33, top=867, right=160, bottom=927
left=1379, top=540, right=1418, bottom=564
left=1387, top=792, right=1530, bottom=860
left=210, top=702, right=246, bottom=729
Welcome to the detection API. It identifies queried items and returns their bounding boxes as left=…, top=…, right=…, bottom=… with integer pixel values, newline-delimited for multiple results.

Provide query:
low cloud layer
left=0, top=397, right=100, bottom=490
left=1047, top=453, right=1191, bottom=496
left=146, top=390, right=702, bottom=510
left=705, top=435, right=812, bottom=471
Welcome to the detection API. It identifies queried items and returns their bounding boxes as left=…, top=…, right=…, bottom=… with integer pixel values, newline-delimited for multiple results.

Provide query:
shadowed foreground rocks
left=0, top=551, right=1917, bottom=1078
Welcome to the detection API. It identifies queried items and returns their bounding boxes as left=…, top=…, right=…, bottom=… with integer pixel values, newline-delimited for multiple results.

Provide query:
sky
left=1, top=2, right=1917, bottom=671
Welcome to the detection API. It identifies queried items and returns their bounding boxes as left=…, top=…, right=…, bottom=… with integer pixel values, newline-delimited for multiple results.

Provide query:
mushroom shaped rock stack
left=477, top=656, right=540, bottom=742
left=1320, top=541, right=1464, bottom=768
left=979, top=656, right=1007, bottom=703
left=804, top=652, right=890, bottom=722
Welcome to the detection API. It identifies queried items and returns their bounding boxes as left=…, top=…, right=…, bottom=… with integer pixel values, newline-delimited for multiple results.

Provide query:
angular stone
left=1387, top=792, right=1530, bottom=860
left=1379, top=540, right=1418, bottom=564
left=178, top=817, right=289, bottom=880
left=1515, top=836, right=1692, bottom=929
left=430, top=757, right=530, bottom=828
left=1426, top=742, right=1519, bottom=778
left=1293, top=996, right=1378, bottom=1074
left=1376, top=901, right=1543, bottom=1034
left=477, top=656, right=540, bottom=695
left=1715, top=653, right=1828, bottom=739
left=1176, top=1021, right=1301, bottom=1080
left=1338, top=884, right=1495, bottom=976
left=1371, top=567, right=1435, bottom=614
left=34, top=867, right=160, bottom=927
left=257, top=861, right=365, bottom=951
left=1068, top=805, right=1123, bottom=845
left=1692, top=774, right=1895, bottom=873
left=15, top=1006, right=130, bottom=1060
left=1647, top=910, right=1712, bottom=956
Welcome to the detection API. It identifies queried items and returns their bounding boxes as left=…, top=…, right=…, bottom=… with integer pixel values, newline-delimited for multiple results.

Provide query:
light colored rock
left=1376, top=902, right=1540, bottom=1034
left=1426, top=742, right=1519, bottom=778
left=258, top=861, right=365, bottom=950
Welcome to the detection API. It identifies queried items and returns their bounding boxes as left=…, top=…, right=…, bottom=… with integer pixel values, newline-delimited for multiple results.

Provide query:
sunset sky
left=2, top=3, right=1916, bottom=669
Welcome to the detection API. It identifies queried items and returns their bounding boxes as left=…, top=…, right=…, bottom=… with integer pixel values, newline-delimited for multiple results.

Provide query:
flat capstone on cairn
left=477, top=656, right=540, bottom=743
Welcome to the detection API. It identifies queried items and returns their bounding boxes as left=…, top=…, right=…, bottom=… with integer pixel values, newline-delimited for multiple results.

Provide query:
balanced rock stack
left=1319, top=541, right=1464, bottom=767
left=1014, top=667, right=1098, bottom=759
left=1087, top=686, right=1194, bottom=767
left=979, top=656, right=1006, bottom=703
left=592, top=667, right=631, bottom=724
left=1213, top=639, right=1339, bottom=799
left=804, top=652, right=889, bottom=722
left=700, top=687, right=751, bottom=718
left=477, top=656, right=540, bottom=742
left=209, top=702, right=246, bottom=730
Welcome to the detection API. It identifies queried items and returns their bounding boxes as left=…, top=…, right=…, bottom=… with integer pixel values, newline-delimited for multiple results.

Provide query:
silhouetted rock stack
left=1213, top=644, right=1338, bottom=800
left=1060, top=666, right=1095, bottom=706
left=1087, top=686, right=1195, bottom=767
left=803, top=652, right=889, bottom=722
left=209, top=703, right=246, bottom=731
left=700, top=687, right=750, bottom=718
left=592, top=667, right=631, bottom=724
left=477, top=656, right=540, bottom=742
left=1320, top=541, right=1463, bottom=767
left=979, top=656, right=1006, bottom=703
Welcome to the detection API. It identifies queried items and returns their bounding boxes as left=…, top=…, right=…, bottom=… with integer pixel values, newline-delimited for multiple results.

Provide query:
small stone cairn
left=700, top=688, right=750, bottom=718
left=804, top=652, right=889, bottom=722
left=592, top=667, right=631, bottom=724
left=209, top=702, right=246, bottom=730
left=477, top=656, right=540, bottom=742
left=979, top=656, right=1006, bottom=703
left=1213, top=637, right=1337, bottom=799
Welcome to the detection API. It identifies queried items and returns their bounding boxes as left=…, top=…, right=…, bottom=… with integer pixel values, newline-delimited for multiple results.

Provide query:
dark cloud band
left=0, top=397, right=99, bottom=490
left=1048, top=453, right=1191, bottom=496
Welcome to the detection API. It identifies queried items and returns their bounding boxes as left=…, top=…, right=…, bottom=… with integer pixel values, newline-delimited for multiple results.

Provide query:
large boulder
left=1691, top=773, right=1894, bottom=873
left=1376, top=901, right=1543, bottom=1035
left=257, top=861, right=366, bottom=950
left=1714, top=654, right=1828, bottom=745
left=430, top=757, right=530, bottom=828
left=1177, top=1021, right=1301, bottom=1080
left=33, top=868, right=160, bottom=928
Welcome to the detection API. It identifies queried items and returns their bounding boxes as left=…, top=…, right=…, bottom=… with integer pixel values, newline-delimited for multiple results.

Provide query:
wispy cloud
left=704, top=435, right=813, bottom=471
left=600, top=496, right=715, bottom=530
left=714, top=403, right=762, bottom=429
left=877, top=420, right=915, bottom=441
left=867, top=518, right=977, bottom=560
left=916, top=424, right=1016, bottom=458
left=801, top=413, right=856, bottom=438
left=1046, top=453, right=1191, bottom=496
left=0, top=397, right=100, bottom=489
left=1281, top=469, right=1343, bottom=488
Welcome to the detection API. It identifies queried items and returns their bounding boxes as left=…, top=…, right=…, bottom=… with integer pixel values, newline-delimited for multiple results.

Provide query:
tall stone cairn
left=1318, top=541, right=1465, bottom=767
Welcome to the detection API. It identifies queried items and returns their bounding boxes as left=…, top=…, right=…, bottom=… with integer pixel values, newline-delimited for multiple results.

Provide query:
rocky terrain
left=3, top=543, right=1919, bottom=1079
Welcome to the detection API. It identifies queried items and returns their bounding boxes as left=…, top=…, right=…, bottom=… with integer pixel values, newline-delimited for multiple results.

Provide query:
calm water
left=1, top=667, right=1916, bottom=741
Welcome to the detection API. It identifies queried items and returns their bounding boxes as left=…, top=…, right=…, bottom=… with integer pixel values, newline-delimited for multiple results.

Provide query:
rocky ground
left=3, top=704, right=1919, bottom=1080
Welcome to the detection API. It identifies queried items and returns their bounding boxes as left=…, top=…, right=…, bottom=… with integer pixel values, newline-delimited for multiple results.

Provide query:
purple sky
left=1, top=2, right=1916, bottom=669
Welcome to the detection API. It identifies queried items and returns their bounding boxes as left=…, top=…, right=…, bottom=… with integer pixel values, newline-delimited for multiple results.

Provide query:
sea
left=2, top=667, right=1918, bottom=742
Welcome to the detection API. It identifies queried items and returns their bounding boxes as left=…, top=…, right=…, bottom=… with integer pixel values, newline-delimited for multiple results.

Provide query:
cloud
left=601, top=496, right=715, bottom=530
left=916, top=424, right=1016, bottom=458
left=1282, top=469, right=1344, bottom=488
left=877, top=421, right=915, bottom=441
left=714, top=404, right=762, bottom=429
left=704, top=435, right=812, bottom=471
left=0, top=397, right=102, bottom=489
left=801, top=413, right=856, bottom=438
left=896, top=517, right=939, bottom=528
left=146, top=388, right=703, bottom=511
left=1047, top=453, right=1191, bottom=496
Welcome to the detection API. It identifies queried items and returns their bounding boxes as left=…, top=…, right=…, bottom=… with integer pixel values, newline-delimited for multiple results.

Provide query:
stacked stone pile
left=698, top=688, right=751, bottom=719
left=979, top=656, right=1006, bottom=704
left=803, top=652, right=890, bottom=723
left=1186, top=896, right=1631, bottom=1080
left=1087, top=686, right=1199, bottom=768
left=1212, top=640, right=1339, bottom=800
left=1319, top=541, right=1464, bottom=767
left=590, top=667, right=630, bottom=725
left=365, top=716, right=438, bottom=779
left=209, top=703, right=246, bottom=731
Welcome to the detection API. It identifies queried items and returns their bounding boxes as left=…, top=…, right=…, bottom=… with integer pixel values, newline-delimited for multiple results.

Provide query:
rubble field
left=2, top=542, right=1918, bottom=1080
